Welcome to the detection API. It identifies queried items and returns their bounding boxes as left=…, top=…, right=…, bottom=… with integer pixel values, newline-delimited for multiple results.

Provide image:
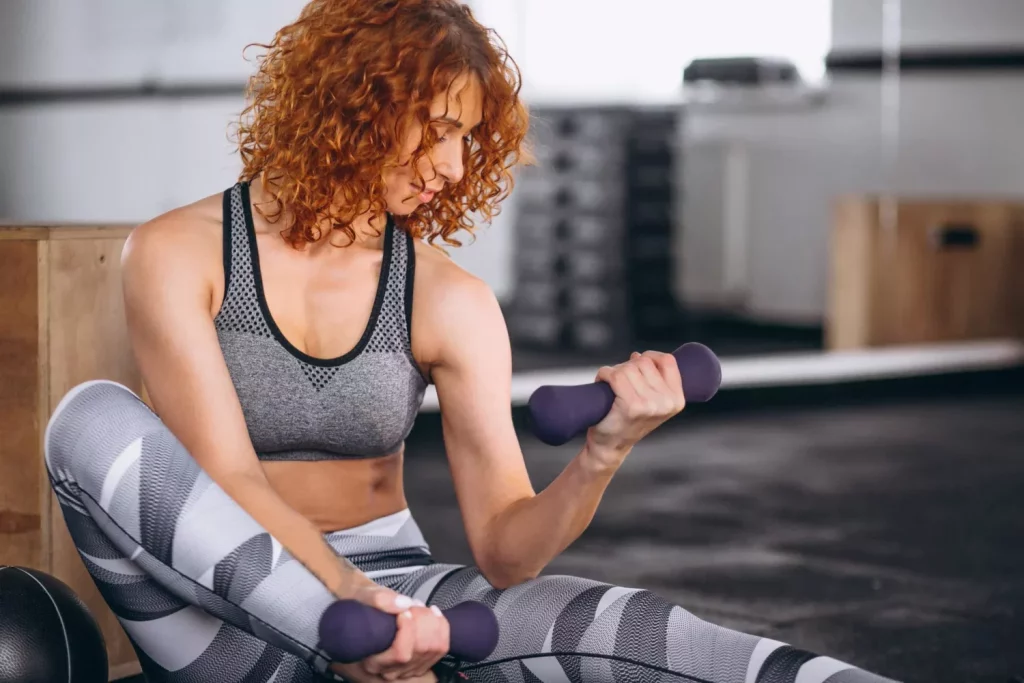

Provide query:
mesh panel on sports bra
left=366, top=229, right=410, bottom=355
left=216, top=186, right=272, bottom=338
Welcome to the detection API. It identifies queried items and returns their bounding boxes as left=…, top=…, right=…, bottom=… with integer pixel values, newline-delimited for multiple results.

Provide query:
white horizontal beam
left=418, top=339, right=1024, bottom=413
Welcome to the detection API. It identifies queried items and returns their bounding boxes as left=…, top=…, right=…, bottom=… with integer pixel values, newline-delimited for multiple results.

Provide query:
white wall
left=0, top=0, right=309, bottom=87
left=0, top=0, right=306, bottom=221
left=678, top=0, right=1024, bottom=323
left=680, top=73, right=1024, bottom=323
left=473, top=0, right=830, bottom=100
left=832, top=0, right=1024, bottom=51
left=0, top=98, right=243, bottom=222
left=470, top=0, right=832, bottom=307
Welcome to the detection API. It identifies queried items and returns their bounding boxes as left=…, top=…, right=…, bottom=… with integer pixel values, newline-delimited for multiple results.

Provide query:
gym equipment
left=828, top=197, right=1024, bottom=350
left=319, top=599, right=499, bottom=663
left=507, top=105, right=681, bottom=353
left=0, top=566, right=108, bottom=683
left=683, top=56, right=801, bottom=86
left=528, top=341, right=722, bottom=446
left=1, top=224, right=141, bottom=674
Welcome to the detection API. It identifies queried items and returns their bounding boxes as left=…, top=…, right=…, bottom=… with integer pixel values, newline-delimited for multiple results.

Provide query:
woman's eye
left=434, top=130, right=469, bottom=145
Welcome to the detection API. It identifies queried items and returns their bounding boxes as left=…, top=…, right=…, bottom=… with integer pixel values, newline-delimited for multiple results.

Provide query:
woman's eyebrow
left=431, top=116, right=464, bottom=128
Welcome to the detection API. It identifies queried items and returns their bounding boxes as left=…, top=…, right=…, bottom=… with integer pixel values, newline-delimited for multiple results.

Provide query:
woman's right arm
left=120, top=212, right=373, bottom=599
left=122, top=212, right=449, bottom=682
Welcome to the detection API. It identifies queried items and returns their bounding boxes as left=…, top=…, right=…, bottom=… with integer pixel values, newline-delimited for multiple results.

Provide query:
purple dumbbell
left=528, top=342, right=722, bottom=446
left=319, top=599, right=498, bottom=664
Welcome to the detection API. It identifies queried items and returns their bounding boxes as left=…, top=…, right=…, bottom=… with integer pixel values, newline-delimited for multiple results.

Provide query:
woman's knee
left=45, top=379, right=165, bottom=492
left=43, top=378, right=217, bottom=569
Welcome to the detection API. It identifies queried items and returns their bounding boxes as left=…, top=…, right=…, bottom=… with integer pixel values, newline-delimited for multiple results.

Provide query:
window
left=472, top=0, right=832, bottom=100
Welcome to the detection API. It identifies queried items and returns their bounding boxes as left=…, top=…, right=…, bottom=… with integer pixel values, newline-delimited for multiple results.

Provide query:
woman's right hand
left=330, top=584, right=450, bottom=682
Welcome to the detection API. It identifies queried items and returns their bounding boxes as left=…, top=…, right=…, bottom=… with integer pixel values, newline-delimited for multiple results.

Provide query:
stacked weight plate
left=508, top=105, right=681, bottom=354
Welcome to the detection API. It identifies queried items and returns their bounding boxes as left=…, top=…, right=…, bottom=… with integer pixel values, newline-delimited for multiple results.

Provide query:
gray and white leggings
left=44, top=381, right=898, bottom=683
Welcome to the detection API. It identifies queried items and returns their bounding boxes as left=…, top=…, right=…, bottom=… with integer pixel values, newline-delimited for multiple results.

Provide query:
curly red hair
left=235, top=0, right=530, bottom=248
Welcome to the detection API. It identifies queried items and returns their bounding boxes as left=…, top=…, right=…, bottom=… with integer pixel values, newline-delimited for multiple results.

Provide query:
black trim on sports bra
left=404, top=231, right=417, bottom=345
left=401, top=230, right=432, bottom=386
left=238, top=181, right=395, bottom=369
left=220, top=187, right=234, bottom=308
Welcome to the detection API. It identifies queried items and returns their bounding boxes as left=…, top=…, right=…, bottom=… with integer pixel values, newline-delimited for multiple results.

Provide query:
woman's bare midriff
left=261, top=450, right=409, bottom=533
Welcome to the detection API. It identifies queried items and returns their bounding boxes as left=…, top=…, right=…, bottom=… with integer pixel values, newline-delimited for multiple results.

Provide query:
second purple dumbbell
left=528, top=342, right=722, bottom=446
left=319, top=599, right=498, bottom=664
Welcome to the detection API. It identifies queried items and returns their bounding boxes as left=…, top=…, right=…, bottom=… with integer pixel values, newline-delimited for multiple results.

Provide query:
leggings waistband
left=322, top=508, right=435, bottom=577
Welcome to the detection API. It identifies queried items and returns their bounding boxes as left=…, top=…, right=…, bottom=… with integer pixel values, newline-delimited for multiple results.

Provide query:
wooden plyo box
left=827, top=197, right=1024, bottom=350
left=0, top=224, right=143, bottom=680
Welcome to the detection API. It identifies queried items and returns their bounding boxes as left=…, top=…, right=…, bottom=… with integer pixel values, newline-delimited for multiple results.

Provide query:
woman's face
left=382, top=73, right=483, bottom=216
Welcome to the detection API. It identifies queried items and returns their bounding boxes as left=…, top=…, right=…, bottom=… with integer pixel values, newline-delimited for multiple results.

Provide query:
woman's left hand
left=583, top=350, right=686, bottom=471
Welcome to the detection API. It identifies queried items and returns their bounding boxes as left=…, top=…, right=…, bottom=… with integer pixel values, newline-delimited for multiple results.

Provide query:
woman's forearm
left=481, top=443, right=628, bottom=588
left=221, top=471, right=378, bottom=598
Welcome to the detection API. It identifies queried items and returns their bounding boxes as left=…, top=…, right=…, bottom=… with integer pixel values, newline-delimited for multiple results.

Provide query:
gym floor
left=402, top=374, right=1024, bottom=683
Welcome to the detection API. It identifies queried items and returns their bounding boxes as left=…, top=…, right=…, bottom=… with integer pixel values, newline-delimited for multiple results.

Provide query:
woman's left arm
left=425, top=274, right=684, bottom=589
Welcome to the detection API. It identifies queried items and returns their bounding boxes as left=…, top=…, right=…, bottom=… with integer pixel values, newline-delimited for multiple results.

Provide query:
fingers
left=362, top=603, right=448, bottom=681
left=363, top=610, right=415, bottom=679
left=359, top=585, right=414, bottom=615
left=644, top=350, right=686, bottom=412
left=633, top=351, right=671, bottom=396
left=406, top=605, right=448, bottom=677
left=597, top=351, right=683, bottom=420
left=596, top=362, right=640, bottom=406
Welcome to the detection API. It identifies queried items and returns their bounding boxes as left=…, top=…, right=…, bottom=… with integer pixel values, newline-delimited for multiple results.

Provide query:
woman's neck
left=250, top=175, right=388, bottom=251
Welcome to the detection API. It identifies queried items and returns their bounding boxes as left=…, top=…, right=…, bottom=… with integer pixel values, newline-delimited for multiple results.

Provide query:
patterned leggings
left=44, top=381, right=898, bottom=683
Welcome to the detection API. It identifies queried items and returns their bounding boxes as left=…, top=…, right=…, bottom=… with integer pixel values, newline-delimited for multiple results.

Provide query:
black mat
left=402, top=391, right=1024, bottom=683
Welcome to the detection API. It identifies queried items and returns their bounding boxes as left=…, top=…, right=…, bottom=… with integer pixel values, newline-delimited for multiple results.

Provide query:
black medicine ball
left=0, top=566, right=108, bottom=683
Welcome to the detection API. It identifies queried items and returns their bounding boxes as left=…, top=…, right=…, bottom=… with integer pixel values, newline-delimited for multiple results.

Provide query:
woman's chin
left=387, top=205, right=418, bottom=217
left=387, top=196, right=427, bottom=216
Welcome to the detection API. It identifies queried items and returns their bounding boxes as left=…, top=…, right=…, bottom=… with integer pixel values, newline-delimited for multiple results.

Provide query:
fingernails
left=413, top=599, right=426, bottom=607
left=394, top=595, right=413, bottom=609
left=400, top=610, right=412, bottom=619
left=430, top=605, right=443, bottom=617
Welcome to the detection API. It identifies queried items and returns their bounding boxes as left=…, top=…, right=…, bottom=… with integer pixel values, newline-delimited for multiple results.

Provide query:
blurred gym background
left=1, top=1, right=1022, bottom=682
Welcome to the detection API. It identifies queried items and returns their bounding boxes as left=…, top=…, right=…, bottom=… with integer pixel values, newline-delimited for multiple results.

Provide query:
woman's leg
left=44, top=380, right=430, bottom=682
left=392, top=567, right=900, bottom=683
left=47, top=381, right=897, bottom=682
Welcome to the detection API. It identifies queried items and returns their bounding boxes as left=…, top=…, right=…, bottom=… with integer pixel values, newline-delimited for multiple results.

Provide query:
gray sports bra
left=214, top=182, right=428, bottom=461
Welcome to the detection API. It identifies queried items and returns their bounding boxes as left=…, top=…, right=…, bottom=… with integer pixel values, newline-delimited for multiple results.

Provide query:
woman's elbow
left=474, top=552, right=540, bottom=590
left=480, top=568, right=537, bottom=591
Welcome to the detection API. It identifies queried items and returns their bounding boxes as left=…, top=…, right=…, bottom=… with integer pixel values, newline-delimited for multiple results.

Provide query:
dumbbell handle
left=319, top=599, right=498, bottom=664
left=528, top=342, right=722, bottom=446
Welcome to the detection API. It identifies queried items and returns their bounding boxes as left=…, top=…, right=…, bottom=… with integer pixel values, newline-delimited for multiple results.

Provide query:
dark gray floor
left=403, top=393, right=1024, bottom=683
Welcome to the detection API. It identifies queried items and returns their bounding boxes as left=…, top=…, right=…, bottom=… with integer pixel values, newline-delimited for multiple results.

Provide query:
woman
left=44, top=1, right=897, bottom=682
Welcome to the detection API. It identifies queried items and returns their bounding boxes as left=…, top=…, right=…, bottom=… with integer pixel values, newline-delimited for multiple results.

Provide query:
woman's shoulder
left=409, top=238, right=497, bottom=308
left=127, top=193, right=223, bottom=252
left=122, top=192, right=226, bottom=296
left=408, top=237, right=505, bottom=365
